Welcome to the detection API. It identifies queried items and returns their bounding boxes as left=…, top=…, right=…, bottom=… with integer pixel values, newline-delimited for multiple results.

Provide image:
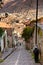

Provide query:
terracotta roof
left=38, top=17, right=43, bottom=24
left=24, top=19, right=31, bottom=25
left=0, top=22, right=14, bottom=28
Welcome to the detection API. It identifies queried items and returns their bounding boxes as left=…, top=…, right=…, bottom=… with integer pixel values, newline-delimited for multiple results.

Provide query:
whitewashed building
left=0, top=30, right=8, bottom=52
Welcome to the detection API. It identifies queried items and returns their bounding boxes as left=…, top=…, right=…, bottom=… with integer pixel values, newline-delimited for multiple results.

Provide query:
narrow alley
left=0, top=44, right=40, bottom=65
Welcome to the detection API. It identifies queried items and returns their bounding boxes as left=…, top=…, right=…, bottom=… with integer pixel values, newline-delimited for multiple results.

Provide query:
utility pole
left=35, top=0, right=38, bottom=45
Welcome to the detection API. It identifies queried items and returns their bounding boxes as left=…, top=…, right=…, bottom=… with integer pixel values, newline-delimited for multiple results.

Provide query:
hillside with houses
left=0, top=0, right=43, bottom=19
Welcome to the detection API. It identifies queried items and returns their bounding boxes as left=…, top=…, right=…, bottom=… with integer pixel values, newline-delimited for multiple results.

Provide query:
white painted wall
left=1, top=38, right=4, bottom=52
left=0, top=30, right=8, bottom=52
left=5, top=31, right=8, bottom=48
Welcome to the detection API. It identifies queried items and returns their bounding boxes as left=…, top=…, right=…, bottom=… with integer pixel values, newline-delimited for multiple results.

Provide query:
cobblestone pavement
left=0, top=45, right=40, bottom=65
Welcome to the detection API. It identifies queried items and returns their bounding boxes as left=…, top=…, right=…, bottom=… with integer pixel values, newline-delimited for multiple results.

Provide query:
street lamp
left=35, top=0, right=38, bottom=45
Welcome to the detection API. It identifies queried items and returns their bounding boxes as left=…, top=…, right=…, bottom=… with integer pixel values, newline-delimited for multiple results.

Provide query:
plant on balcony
left=22, top=26, right=34, bottom=41
left=22, top=26, right=34, bottom=50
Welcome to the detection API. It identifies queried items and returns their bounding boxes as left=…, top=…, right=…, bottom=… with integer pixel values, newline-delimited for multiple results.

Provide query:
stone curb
left=3, top=48, right=15, bottom=60
left=0, top=48, right=15, bottom=61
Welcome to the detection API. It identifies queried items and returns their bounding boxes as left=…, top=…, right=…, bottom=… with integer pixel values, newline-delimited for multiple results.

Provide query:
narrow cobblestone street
left=0, top=45, right=40, bottom=65
left=0, top=0, right=43, bottom=65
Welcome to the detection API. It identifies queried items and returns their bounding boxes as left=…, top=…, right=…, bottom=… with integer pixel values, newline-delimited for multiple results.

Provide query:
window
left=15, top=20, right=19, bottom=23
left=0, top=18, right=1, bottom=21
